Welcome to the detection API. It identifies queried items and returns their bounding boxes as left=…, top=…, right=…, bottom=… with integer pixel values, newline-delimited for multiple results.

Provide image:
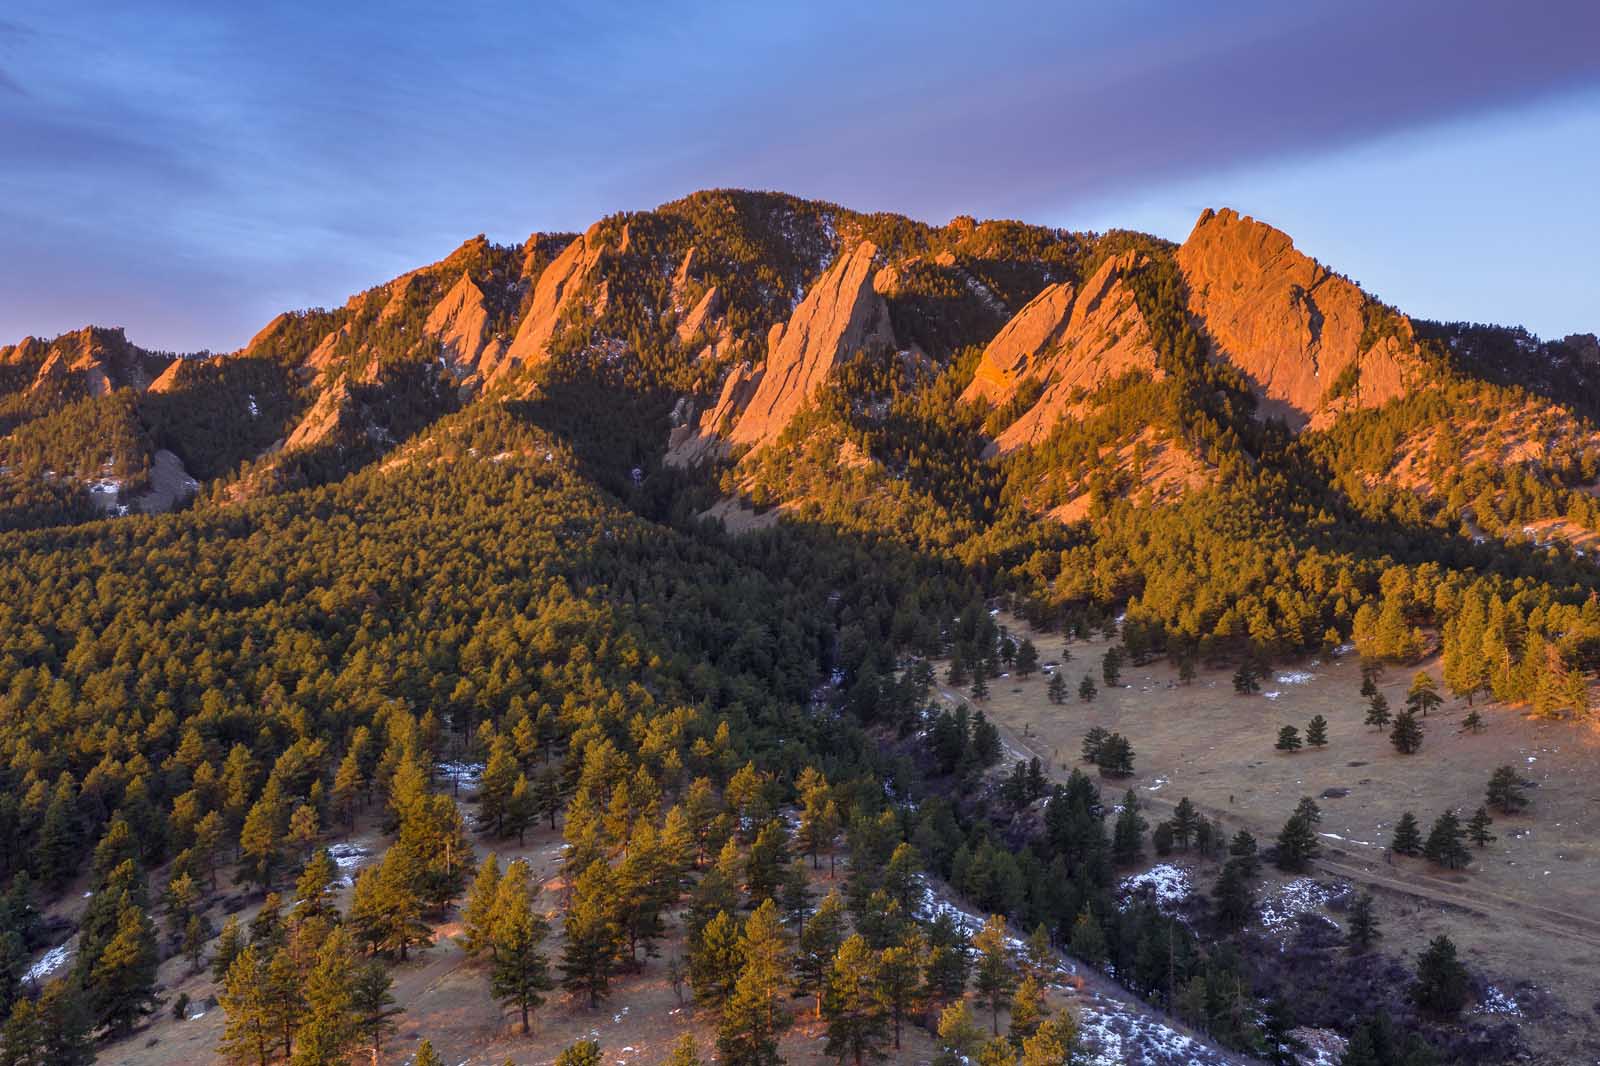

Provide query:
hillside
left=4, top=189, right=1600, bottom=1066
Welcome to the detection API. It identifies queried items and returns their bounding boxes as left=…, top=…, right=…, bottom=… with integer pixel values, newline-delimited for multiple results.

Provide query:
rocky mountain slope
left=3, top=190, right=1595, bottom=551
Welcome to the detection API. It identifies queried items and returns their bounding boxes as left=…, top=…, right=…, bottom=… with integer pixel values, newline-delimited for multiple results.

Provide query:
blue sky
left=2, top=1, right=1596, bottom=351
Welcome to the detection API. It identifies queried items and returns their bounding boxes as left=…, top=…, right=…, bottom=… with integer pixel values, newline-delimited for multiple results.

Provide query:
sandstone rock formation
left=24, top=327, right=171, bottom=397
left=496, top=222, right=610, bottom=384
left=424, top=271, right=503, bottom=382
left=963, top=251, right=1163, bottom=454
left=726, top=241, right=894, bottom=450
left=1177, top=207, right=1418, bottom=428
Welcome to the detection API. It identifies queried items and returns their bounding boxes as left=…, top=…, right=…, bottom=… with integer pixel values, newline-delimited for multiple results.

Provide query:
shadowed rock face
left=963, top=251, right=1163, bottom=454
left=1177, top=207, right=1418, bottom=429
left=728, top=240, right=895, bottom=450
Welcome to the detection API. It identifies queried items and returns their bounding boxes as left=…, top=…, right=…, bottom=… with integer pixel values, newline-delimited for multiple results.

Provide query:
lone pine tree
left=1390, top=812, right=1424, bottom=856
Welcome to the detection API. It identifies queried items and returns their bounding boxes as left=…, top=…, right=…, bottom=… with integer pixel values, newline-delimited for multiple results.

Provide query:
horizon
left=3, top=1, right=1599, bottom=351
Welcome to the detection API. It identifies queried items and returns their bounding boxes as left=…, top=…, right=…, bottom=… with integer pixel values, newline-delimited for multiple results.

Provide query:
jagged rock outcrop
left=676, top=286, right=721, bottom=345
left=963, top=251, right=1163, bottom=453
left=665, top=361, right=764, bottom=466
left=1178, top=207, right=1419, bottom=428
left=24, top=327, right=171, bottom=397
left=424, top=271, right=503, bottom=383
left=495, top=222, right=610, bottom=384
left=726, top=241, right=894, bottom=450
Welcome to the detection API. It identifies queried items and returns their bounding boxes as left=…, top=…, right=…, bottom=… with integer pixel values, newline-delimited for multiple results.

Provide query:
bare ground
left=957, top=610, right=1600, bottom=1064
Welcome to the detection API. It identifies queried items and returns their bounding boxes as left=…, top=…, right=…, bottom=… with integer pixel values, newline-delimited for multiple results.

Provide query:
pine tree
left=970, top=672, right=989, bottom=702
left=460, top=853, right=502, bottom=959
left=1020, top=1015, right=1079, bottom=1066
left=561, top=860, right=623, bottom=1008
left=1413, top=935, right=1469, bottom=1016
left=923, top=911, right=972, bottom=1007
left=291, top=927, right=358, bottom=1066
left=1364, top=692, right=1391, bottom=730
left=934, top=1000, right=985, bottom=1066
left=1422, top=811, right=1470, bottom=870
left=1211, top=859, right=1255, bottom=932
left=876, top=934, right=926, bottom=1050
left=1274, top=812, right=1320, bottom=872
left=1346, top=892, right=1380, bottom=953
left=972, top=915, right=1015, bottom=1036
left=1467, top=806, right=1495, bottom=847
left=1227, top=830, right=1260, bottom=878
left=294, top=848, right=341, bottom=925
left=1406, top=671, right=1443, bottom=717
left=217, top=947, right=275, bottom=1066
left=1046, top=671, right=1068, bottom=705
left=666, top=1033, right=703, bottom=1066
left=351, top=961, right=403, bottom=1066
left=717, top=900, right=789, bottom=1066
left=90, top=897, right=160, bottom=1035
left=413, top=1038, right=446, bottom=1066
left=690, top=910, right=743, bottom=1008
left=1171, top=797, right=1202, bottom=850
left=348, top=850, right=429, bottom=961
left=1259, top=997, right=1305, bottom=1066
left=479, top=736, right=520, bottom=836
left=212, top=914, right=247, bottom=983
left=1015, top=639, right=1039, bottom=678
left=1390, top=812, right=1423, bottom=857
left=1461, top=709, right=1485, bottom=733
left=1275, top=725, right=1302, bottom=752
left=1305, top=714, right=1328, bottom=747
left=1389, top=709, right=1423, bottom=754
left=822, top=935, right=889, bottom=1066
left=1102, top=647, right=1124, bottom=687
left=489, top=862, right=553, bottom=1034
left=1078, top=675, right=1096, bottom=702
left=1232, top=662, right=1260, bottom=694
left=794, top=890, right=846, bottom=1019
left=1112, top=790, right=1147, bottom=865
left=1008, top=973, right=1050, bottom=1048
left=1486, top=765, right=1529, bottom=814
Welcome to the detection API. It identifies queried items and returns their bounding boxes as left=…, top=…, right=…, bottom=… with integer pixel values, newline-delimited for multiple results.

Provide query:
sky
left=2, top=1, right=1597, bottom=352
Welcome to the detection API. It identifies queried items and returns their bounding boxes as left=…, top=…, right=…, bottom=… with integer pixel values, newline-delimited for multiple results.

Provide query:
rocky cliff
left=1178, top=207, right=1419, bottom=428
left=963, top=251, right=1164, bottom=453
left=726, top=241, right=895, bottom=451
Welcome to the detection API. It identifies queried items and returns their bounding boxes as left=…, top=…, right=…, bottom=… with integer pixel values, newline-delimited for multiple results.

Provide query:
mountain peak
left=1178, top=206, right=1420, bottom=428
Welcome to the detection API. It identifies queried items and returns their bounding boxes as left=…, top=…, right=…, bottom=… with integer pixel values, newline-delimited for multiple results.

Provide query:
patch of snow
left=1119, top=864, right=1192, bottom=911
left=1259, top=878, right=1335, bottom=933
left=24, top=943, right=71, bottom=984
left=1332, top=643, right=1356, bottom=657
left=1076, top=991, right=1232, bottom=1066
left=1476, top=985, right=1522, bottom=1018
left=1263, top=691, right=1283, bottom=700
left=438, top=760, right=484, bottom=787
left=1276, top=672, right=1314, bottom=685
left=1144, top=776, right=1169, bottom=792
left=246, top=394, right=260, bottom=417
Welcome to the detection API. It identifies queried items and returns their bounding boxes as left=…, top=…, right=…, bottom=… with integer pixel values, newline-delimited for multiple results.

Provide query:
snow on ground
left=1077, top=991, right=1230, bottom=1066
left=23, top=943, right=71, bottom=984
left=1257, top=878, right=1337, bottom=934
left=1118, top=865, right=1192, bottom=912
left=1476, top=985, right=1523, bottom=1018
left=437, top=761, right=484, bottom=788
left=1144, top=775, right=1169, bottom=792
left=1263, top=691, right=1283, bottom=700
left=327, top=842, right=368, bottom=886
left=1275, top=672, right=1314, bottom=685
